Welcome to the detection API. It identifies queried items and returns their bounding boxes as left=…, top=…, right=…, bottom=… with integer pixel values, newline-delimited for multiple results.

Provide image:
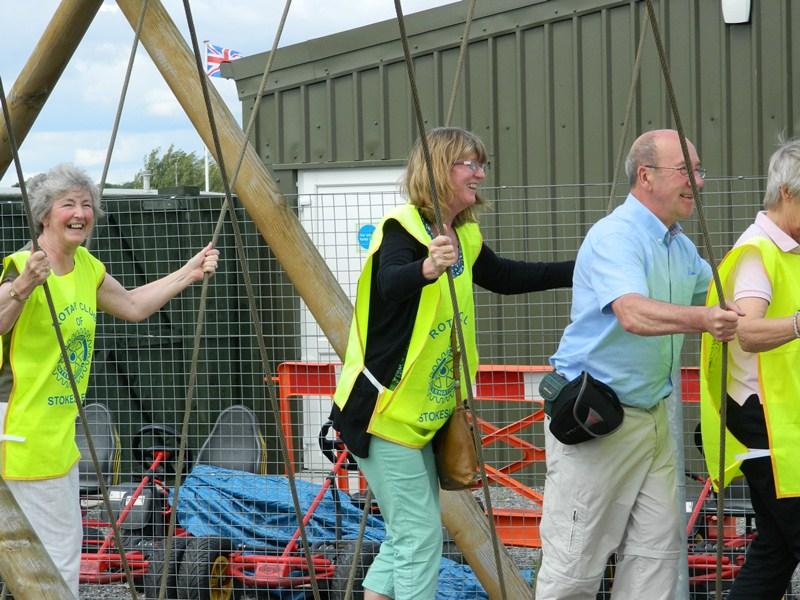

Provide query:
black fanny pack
left=539, top=371, right=624, bottom=445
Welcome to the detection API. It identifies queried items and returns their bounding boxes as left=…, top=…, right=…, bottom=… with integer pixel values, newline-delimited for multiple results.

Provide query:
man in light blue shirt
left=536, top=129, right=743, bottom=599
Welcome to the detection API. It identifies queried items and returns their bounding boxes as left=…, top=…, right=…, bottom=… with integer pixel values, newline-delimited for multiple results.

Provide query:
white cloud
left=143, top=87, right=185, bottom=119
left=0, top=0, right=457, bottom=189
left=0, top=128, right=207, bottom=188
left=74, top=147, right=109, bottom=168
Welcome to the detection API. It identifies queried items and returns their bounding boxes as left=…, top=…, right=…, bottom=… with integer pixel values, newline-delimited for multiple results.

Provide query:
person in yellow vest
left=0, top=163, right=219, bottom=598
left=700, top=138, right=800, bottom=599
left=330, top=127, right=574, bottom=600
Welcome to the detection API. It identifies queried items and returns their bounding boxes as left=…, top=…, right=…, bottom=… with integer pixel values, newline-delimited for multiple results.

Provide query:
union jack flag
left=206, top=42, right=243, bottom=78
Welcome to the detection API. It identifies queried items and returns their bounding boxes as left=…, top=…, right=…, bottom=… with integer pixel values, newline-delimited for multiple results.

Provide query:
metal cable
left=393, top=2, right=509, bottom=598
left=0, top=75, right=139, bottom=600
left=643, top=2, right=729, bottom=598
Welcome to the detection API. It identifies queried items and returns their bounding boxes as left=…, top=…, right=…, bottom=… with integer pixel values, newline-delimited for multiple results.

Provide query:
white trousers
left=535, top=401, right=681, bottom=600
left=1, top=402, right=81, bottom=599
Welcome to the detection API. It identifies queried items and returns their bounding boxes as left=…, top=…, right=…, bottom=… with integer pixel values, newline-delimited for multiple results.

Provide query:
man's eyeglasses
left=645, top=165, right=707, bottom=179
left=453, top=160, right=488, bottom=173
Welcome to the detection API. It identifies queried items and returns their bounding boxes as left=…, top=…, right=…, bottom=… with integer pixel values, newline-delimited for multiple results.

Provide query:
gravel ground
left=73, top=484, right=798, bottom=599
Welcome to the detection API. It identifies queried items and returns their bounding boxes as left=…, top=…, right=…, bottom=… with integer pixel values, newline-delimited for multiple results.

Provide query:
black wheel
left=176, top=536, right=234, bottom=600
left=314, top=539, right=380, bottom=600
left=82, top=525, right=107, bottom=553
left=143, top=538, right=188, bottom=600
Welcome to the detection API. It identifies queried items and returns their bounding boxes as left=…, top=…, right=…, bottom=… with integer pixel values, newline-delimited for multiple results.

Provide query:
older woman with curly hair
left=0, top=163, right=219, bottom=596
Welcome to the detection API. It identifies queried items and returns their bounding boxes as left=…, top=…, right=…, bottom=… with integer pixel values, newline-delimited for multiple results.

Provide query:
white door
left=295, top=167, right=404, bottom=471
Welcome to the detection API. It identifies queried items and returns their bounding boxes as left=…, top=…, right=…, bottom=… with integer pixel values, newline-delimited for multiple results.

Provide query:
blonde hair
left=403, top=127, right=488, bottom=227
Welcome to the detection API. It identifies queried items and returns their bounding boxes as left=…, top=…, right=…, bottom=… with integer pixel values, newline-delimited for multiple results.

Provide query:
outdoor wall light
left=721, top=0, right=751, bottom=24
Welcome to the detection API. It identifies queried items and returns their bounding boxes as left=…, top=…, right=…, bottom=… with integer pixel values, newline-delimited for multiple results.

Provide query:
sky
left=0, top=0, right=456, bottom=188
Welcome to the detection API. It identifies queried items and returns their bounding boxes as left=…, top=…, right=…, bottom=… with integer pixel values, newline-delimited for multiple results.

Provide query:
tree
left=126, top=145, right=223, bottom=191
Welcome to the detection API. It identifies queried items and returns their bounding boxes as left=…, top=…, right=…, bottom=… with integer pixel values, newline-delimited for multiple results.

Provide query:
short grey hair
left=27, top=164, right=103, bottom=236
left=625, top=132, right=659, bottom=186
left=764, top=138, right=800, bottom=209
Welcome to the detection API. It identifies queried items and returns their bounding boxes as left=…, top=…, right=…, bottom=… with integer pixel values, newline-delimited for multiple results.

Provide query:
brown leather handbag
left=433, top=341, right=479, bottom=490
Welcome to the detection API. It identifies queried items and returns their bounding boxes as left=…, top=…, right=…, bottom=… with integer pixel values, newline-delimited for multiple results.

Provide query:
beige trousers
left=535, top=401, right=682, bottom=600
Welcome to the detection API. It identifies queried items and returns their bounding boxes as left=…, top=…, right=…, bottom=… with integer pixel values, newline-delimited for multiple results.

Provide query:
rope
left=642, top=2, right=729, bottom=598
left=214, top=0, right=291, bottom=215
left=83, top=3, right=152, bottom=597
left=598, top=14, right=647, bottom=575
left=98, top=0, right=148, bottom=199
left=606, top=8, right=648, bottom=213
left=0, top=76, right=139, bottom=600
left=343, top=490, right=373, bottom=600
left=444, top=0, right=477, bottom=127
left=86, top=0, right=149, bottom=253
left=393, top=2, right=509, bottom=598
left=1, top=4, right=151, bottom=596
left=158, top=3, right=324, bottom=599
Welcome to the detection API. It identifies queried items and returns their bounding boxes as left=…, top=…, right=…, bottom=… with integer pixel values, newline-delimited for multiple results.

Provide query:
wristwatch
left=8, top=283, right=26, bottom=302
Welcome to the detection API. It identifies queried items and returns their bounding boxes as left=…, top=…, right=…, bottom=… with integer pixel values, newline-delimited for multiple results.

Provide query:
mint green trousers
left=356, top=436, right=442, bottom=599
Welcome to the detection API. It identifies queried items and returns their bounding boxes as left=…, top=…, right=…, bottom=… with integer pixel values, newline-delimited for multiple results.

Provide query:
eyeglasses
left=453, top=160, right=488, bottom=173
left=645, top=165, right=707, bottom=179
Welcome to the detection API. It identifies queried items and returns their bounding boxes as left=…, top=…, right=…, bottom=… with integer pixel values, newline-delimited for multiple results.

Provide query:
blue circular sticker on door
left=358, top=224, right=376, bottom=250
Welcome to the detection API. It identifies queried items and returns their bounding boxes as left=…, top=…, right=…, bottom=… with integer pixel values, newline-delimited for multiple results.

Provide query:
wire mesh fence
left=1, top=175, right=791, bottom=599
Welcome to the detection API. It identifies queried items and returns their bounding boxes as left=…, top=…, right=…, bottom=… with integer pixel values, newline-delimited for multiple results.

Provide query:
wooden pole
left=0, top=480, right=73, bottom=599
left=441, top=489, right=533, bottom=598
left=0, top=0, right=103, bottom=179
left=114, top=0, right=530, bottom=596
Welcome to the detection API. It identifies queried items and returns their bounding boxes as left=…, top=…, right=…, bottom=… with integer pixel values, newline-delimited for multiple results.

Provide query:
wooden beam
left=441, top=489, right=534, bottom=598
left=114, top=0, right=530, bottom=596
left=0, top=479, right=73, bottom=599
left=0, top=0, right=103, bottom=179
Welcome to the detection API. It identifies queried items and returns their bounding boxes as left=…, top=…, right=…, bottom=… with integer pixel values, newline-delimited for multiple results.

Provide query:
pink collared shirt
left=728, top=212, right=800, bottom=404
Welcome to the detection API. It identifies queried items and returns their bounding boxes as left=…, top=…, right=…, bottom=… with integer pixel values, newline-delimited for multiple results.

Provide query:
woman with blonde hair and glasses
left=331, top=127, right=574, bottom=599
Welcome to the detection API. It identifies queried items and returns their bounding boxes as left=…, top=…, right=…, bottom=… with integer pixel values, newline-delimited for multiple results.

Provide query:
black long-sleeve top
left=332, top=218, right=574, bottom=456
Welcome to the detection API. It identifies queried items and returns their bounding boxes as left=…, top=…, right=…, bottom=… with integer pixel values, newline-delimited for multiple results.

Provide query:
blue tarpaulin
left=174, top=464, right=384, bottom=549
left=173, top=464, right=495, bottom=598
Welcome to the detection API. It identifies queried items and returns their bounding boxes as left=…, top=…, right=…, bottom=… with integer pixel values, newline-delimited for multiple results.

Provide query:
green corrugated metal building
left=225, top=0, right=796, bottom=193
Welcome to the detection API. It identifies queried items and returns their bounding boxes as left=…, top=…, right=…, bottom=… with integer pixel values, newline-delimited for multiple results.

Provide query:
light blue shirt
left=551, top=194, right=712, bottom=409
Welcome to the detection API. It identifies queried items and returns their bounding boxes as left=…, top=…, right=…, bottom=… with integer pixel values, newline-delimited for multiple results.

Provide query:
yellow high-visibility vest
left=334, top=204, right=482, bottom=448
left=1, top=247, right=105, bottom=479
left=701, top=236, right=800, bottom=497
